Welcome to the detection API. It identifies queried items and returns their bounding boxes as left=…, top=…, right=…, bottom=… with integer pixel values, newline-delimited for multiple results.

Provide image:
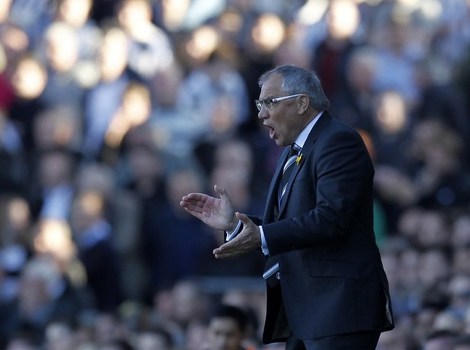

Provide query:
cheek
left=275, top=118, right=297, bottom=142
left=272, top=114, right=288, bottom=132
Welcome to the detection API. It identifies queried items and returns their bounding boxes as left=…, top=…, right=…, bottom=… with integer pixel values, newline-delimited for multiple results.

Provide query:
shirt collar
left=294, top=111, right=323, bottom=149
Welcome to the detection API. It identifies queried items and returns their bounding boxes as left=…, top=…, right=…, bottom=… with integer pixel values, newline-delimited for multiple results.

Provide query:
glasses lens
left=264, top=100, right=273, bottom=110
left=255, top=98, right=277, bottom=111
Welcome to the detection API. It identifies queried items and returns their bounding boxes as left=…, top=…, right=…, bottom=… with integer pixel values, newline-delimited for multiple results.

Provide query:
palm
left=197, top=196, right=233, bottom=229
left=180, top=186, right=235, bottom=231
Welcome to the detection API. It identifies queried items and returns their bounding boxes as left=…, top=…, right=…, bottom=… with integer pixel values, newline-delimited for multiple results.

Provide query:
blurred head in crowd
left=105, top=82, right=152, bottom=149
left=447, top=274, right=470, bottom=313
left=0, top=195, right=32, bottom=246
left=0, top=0, right=12, bottom=23
left=43, top=21, right=79, bottom=73
left=124, top=144, right=164, bottom=197
left=346, top=47, right=377, bottom=94
left=5, top=337, right=36, bottom=350
left=75, top=162, right=116, bottom=198
left=373, top=90, right=409, bottom=136
left=117, top=0, right=153, bottom=35
left=397, top=207, right=424, bottom=240
left=11, top=54, right=47, bottom=99
left=419, top=248, right=451, bottom=288
left=165, top=167, right=205, bottom=211
left=326, top=0, right=360, bottom=42
left=98, top=25, right=129, bottom=82
left=208, top=93, right=238, bottom=137
left=159, top=0, right=191, bottom=31
left=422, top=330, right=458, bottom=350
left=37, top=149, right=76, bottom=189
left=92, top=313, right=123, bottom=347
left=151, top=61, right=183, bottom=108
left=182, top=24, right=220, bottom=68
left=44, top=320, right=76, bottom=350
left=170, top=280, right=209, bottom=329
left=70, top=190, right=106, bottom=233
left=18, top=255, right=63, bottom=318
left=210, top=139, right=254, bottom=207
left=433, top=310, right=464, bottom=334
left=213, top=139, right=253, bottom=176
left=33, top=105, right=82, bottom=151
left=0, top=195, right=31, bottom=290
left=135, top=329, right=174, bottom=350
left=33, top=218, right=77, bottom=273
left=410, top=119, right=463, bottom=172
left=207, top=304, right=248, bottom=350
left=56, top=0, right=93, bottom=28
left=414, top=210, right=450, bottom=249
left=248, top=13, right=286, bottom=56
left=0, top=24, right=29, bottom=68
left=119, top=82, right=152, bottom=126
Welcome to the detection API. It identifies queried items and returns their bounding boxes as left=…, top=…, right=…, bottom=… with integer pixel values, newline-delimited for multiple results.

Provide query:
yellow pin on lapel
left=296, top=154, right=303, bottom=165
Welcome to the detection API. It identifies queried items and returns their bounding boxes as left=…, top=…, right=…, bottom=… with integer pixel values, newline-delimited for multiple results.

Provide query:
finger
left=184, top=193, right=204, bottom=201
left=213, top=248, right=237, bottom=259
left=181, top=201, right=202, bottom=212
left=213, top=242, right=228, bottom=255
left=213, top=246, right=224, bottom=259
left=180, top=196, right=192, bottom=205
left=182, top=203, right=209, bottom=219
left=236, top=212, right=251, bottom=226
left=214, top=251, right=237, bottom=259
left=213, top=241, right=233, bottom=257
left=214, top=244, right=244, bottom=259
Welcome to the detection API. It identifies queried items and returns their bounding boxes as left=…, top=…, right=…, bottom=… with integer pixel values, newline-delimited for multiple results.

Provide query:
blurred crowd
left=0, top=0, right=470, bottom=349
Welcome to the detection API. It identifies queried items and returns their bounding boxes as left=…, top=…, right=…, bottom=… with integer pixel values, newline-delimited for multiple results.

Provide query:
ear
left=296, top=95, right=309, bottom=115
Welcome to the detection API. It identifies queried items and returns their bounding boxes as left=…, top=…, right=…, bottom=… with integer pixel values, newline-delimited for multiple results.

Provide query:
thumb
left=235, top=212, right=251, bottom=225
left=214, top=184, right=227, bottom=198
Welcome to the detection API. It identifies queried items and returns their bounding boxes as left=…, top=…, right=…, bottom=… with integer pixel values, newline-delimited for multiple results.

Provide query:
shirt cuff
left=260, top=225, right=269, bottom=255
left=225, top=220, right=242, bottom=241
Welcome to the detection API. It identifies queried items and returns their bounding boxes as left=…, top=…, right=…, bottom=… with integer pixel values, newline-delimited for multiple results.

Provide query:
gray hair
left=258, top=64, right=330, bottom=111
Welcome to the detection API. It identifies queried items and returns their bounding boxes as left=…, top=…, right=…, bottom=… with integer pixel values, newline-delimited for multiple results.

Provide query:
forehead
left=260, top=73, right=284, bottom=98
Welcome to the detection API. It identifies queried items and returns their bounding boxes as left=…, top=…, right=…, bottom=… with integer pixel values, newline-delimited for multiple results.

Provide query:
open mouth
left=265, top=125, right=276, bottom=139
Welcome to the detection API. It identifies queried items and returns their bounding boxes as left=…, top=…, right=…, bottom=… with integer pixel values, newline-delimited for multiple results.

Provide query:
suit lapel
left=263, top=147, right=289, bottom=223
left=276, top=112, right=332, bottom=218
left=277, top=153, right=302, bottom=215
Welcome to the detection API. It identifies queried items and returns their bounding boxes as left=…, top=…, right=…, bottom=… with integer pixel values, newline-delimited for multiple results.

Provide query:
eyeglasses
left=255, top=94, right=305, bottom=112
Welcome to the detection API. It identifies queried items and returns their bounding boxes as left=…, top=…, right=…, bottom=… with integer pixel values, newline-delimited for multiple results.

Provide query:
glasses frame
left=255, top=94, right=305, bottom=112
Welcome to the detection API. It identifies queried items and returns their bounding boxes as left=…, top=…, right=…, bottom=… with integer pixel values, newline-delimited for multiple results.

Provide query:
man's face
left=257, top=73, right=304, bottom=147
left=207, top=317, right=243, bottom=350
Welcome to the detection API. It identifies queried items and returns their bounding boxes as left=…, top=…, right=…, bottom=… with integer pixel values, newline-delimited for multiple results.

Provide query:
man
left=180, top=64, right=394, bottom=349
left=206, top=304, right=250, bottom=350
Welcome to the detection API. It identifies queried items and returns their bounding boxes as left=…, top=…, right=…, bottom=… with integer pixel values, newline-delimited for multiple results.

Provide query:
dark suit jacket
left=255, top=112, right=394, bottom=343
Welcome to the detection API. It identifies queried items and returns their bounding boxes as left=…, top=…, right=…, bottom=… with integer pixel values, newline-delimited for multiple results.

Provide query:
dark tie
left=278, top=143, right=301, bottom=206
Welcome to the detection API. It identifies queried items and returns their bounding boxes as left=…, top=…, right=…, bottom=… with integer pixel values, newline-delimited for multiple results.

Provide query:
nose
left=257, top=107, right=268, bottom=119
